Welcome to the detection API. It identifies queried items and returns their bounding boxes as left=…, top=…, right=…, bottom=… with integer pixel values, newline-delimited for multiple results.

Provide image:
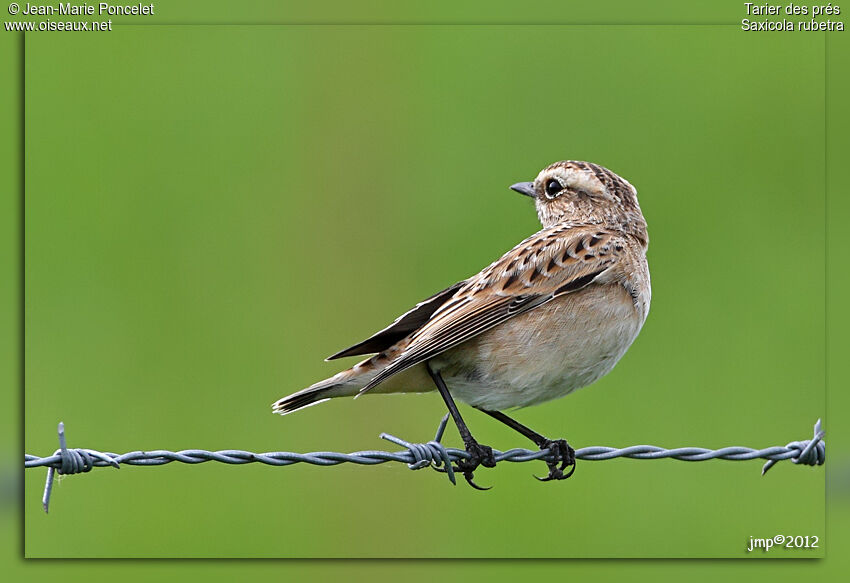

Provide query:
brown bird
left=273, top=161, right=650, bottom=488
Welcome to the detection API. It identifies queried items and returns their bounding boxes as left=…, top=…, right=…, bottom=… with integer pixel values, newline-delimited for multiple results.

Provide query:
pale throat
left=535, top=197, right=606, bottom=228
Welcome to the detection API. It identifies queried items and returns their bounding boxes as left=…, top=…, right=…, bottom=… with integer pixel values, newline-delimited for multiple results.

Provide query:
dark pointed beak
left=510, top=181, right=536, bottom=198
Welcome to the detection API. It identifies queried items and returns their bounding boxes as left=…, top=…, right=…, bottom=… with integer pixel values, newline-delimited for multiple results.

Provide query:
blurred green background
left=20, top=23, right=826, bottom=559
left=2, top=0, right=841, bottom=572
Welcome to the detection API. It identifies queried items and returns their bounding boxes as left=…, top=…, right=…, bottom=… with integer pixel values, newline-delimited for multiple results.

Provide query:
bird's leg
left=476, top=408, right=575, bottom=481
left=425, top=363, right=496, bottom=490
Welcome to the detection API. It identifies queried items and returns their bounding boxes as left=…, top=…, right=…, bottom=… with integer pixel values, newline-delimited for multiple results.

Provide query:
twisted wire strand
left=26, top=418, right=825, bottom=513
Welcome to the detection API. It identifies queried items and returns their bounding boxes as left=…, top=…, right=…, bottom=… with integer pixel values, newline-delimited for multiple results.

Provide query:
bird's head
left=510, top=161, right=646, bottom=238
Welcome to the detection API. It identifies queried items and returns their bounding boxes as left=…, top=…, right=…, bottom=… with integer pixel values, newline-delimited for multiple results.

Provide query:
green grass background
left=4, top=0, right=847, bottom=577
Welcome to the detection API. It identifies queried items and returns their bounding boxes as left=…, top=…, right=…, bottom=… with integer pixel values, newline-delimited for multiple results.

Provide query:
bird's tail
left=272, top=347, right=432, bottom=415
left=271, top=368, right=367, bottom=415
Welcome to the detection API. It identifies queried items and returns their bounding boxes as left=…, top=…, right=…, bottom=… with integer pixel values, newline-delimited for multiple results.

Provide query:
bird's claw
left=463, top=472, right=492, bottom=491
left=533, top=438, right=576, bottom=482
left=454, top=441, right=496, bottom=490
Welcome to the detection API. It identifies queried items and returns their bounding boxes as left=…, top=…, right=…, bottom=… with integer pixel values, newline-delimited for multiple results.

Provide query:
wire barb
left=26, top=418, right=825, bottom=513
left=41, top=422, right=120, bottom=513
left=380, top=414, right=457, bottom=484
left=761, top=419, right=825, bottom=476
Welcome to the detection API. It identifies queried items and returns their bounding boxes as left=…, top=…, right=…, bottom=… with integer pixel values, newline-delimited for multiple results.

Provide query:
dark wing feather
left=326, top=281, right=465, bottom=360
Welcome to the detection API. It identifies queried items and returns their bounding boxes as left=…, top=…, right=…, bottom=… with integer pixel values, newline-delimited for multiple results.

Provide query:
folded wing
left=359, top=224, right=628, bottom=393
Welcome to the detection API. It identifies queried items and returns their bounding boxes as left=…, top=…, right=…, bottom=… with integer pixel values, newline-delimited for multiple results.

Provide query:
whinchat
left=273, top=161, right=650, bottom=487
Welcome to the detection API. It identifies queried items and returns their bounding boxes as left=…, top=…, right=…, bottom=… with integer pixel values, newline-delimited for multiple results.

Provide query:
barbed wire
left=26, top=417, right=825, bottom=513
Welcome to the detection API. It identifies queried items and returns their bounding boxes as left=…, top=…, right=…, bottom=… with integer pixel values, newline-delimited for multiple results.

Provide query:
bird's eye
left=545, top=179, right=563, bottom=198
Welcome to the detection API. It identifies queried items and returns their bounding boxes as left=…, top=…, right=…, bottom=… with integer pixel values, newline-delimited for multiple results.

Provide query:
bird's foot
left=534, top=438, right=576, bottom=482
left=455, top=441, right=496, bottom=490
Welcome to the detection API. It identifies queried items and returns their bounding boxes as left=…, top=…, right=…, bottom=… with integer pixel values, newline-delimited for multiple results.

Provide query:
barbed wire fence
left=25, top=417, right=825, bottom=513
